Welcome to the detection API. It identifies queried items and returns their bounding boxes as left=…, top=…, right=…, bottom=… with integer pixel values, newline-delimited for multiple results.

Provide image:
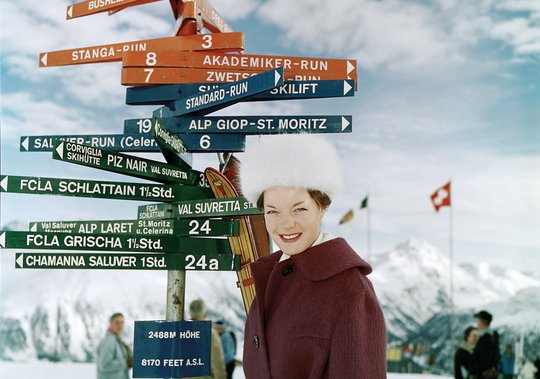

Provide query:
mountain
left=1, top=237, right=539, bottom=374
left=368, top=239, right=540, bottom=340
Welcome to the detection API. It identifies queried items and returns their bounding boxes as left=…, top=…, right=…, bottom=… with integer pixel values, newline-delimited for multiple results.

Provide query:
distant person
left=96, top=312, right=132, bottom=379
left=469, top=310, right=500, bottom=379
left=454, top=326, right=479, bottom=379
left=214, top=320, right=236, bottom=379
left=184, top=299, right=226, bottom=379
left=500, top=344, right=515, bottom=378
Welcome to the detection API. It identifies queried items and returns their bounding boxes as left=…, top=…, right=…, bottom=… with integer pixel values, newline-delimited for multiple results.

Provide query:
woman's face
left=263, top=187, right=325, bottom=256
left=467, top=330, right=479, bottom=346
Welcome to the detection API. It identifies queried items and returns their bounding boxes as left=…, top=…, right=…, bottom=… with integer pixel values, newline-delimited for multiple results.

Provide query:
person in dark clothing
left=469, top=310, right=500, bottom=379
left=455, top=326, right=479, bottom=379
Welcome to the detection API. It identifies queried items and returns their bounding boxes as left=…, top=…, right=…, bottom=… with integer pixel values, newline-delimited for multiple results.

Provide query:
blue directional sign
left=152, top=67, right=284, bottom=117
left=125, top=115, right=352, bottom=134
left=126, top=79, right=355, bottom=105
left=20, top=133, right=246, bottom=153
left=133, top=320, right=211, bottom=378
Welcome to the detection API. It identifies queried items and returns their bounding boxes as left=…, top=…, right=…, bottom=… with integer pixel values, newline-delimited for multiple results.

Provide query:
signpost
left=0, top=1, right=360, bottom=373
left=0, top=175, right=207, bottom=202
left=0, top=231, right=232, bottom=254
left=133, top=321, right=211, bottom=378
left=123, top=51, right=356, bottom=76
left=20, top=133, right=246, bottom=153
left=122, top=66, right=356, bottom=85
left=15, top=252, right=240, bottom=271
left=152, top=67, right=284, bottom=117
left=125, top=115, right=352, bottom=134
left=125, top=80, right=355, bottom=105
left=65, top=0, right=161, bottom=19
left=29, top=218, right=239, bottom=237
left=138, top=197, right=262, bottom=220
left=52, top=140, right=198, bottom=184
left=39, top=33, right=244, bottom=67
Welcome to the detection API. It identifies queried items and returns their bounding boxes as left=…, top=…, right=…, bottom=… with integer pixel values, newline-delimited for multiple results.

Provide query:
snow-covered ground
left=0, top=361, right=452, bottom=379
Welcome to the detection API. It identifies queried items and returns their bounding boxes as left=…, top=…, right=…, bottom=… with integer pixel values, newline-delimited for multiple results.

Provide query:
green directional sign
left=0, top=231, right=231, bottom=254
left=138, top=198, right=262, bottom=220
left=15, top=252, right=240, bottom=271
left=52, top=140, right=197, bottom=185
left=0, top=175, right=211, bottom=202
left=125, top=115, right=353, bottom=135
left=152, top=117, right=192, bottom=169
left=29, top=218, right=239, bottom=237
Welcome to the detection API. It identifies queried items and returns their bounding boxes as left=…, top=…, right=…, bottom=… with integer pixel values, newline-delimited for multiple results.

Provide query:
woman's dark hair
left=463, top=326, right=476, bottom=341
left=257, top=189, right=332, bottom=210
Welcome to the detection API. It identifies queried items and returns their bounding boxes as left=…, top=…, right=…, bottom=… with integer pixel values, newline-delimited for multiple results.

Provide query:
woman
left=240, top=134, right=387, bottom=379
left=454, top=326, right=479, bottom=379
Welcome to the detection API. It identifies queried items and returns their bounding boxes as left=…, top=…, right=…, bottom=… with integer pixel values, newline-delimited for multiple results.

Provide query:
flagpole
left=367, top=201, right=371, bottom=261
left=449, top=181, right=454, bottom=348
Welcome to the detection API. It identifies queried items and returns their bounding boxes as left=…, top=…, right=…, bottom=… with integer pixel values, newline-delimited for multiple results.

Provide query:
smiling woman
left=239, top=134, right=387, bottom=379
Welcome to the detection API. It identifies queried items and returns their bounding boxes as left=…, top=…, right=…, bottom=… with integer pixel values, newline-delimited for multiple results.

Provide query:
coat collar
left=290, top=237, right=372, bottom=281
left=251, top=237, right=371, bottom=283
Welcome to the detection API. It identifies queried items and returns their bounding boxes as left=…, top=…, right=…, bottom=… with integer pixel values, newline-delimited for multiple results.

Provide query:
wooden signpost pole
left=165, top=0, right=204, bottom=327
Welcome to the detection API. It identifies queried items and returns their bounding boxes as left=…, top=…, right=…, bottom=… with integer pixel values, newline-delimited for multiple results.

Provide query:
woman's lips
left=279, top=233, right=302, bottom=243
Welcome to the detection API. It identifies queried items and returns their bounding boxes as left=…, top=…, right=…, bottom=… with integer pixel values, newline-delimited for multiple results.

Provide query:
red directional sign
left=66, top=0, right=160, bottom=19
left=39, top=33, right=244, bottom=67
left=122, top=67, right=356, bottom=86
left=124, top=51, right=356, bottom=75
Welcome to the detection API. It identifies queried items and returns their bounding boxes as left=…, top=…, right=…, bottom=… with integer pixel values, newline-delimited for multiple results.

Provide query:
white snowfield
left=0, top=361, right=452, bottom=379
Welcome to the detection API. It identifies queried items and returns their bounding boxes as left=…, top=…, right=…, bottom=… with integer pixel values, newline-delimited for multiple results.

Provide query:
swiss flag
left=430, top=181, right=451, bottom=212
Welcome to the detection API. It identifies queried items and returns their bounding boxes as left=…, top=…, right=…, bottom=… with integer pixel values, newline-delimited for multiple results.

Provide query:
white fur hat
left=239, top=134, right=343, bottom=204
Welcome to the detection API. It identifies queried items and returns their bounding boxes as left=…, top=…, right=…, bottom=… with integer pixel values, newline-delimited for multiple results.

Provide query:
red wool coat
left=243, top=238, right=387, bottom=379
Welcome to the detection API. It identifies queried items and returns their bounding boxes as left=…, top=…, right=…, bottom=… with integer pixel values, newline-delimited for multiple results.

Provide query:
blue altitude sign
left=133, top=320, right=211, bottom=378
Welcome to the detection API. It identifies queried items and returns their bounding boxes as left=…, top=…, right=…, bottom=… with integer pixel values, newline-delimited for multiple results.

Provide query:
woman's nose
left=280, top=214, right=295, bottom=229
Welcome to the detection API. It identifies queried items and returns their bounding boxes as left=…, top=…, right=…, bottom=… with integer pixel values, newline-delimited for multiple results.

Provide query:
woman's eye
left=265, top=210, right=278, bottom=215
left=294, top=208, right=307, bottom=212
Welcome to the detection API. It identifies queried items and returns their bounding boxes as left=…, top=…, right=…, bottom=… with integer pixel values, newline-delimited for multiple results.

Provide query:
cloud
left=254, top=0, right=539, bottom=72
left=209, top=0, right=261, bottom=20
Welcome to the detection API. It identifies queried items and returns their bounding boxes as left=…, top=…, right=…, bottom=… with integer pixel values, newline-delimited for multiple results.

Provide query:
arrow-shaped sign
left=55, top=141, right=64, bottom=159
left=344, top=80, right=353, bottom=96
left=341, top=116, right=351, bottom=131
left=21, top=137, right=29, bottom=151
left=154, top=67, right=284, bottom=117
left=0, top=176, right=8, bottom=191
left=347, top=61, right=355, bottom=75
left=30, top=223, right=37, bottom=232
left=40, top=53, right=48, bottom=67
left=0, top=232, right=5, bottom=248
left=67, top=5, right=73, bottom=19
left=16, top=253, right=24, bottom=268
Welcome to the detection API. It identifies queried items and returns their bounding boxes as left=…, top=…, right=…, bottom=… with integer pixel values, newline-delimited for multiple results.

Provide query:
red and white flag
left=431, top=181, right=451, bottom=212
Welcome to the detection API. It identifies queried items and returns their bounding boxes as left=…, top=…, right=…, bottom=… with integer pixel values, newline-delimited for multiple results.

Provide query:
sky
left=0, top=0, right=539, bottom=273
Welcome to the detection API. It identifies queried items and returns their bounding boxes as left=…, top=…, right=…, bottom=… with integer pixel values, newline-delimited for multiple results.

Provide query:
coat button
left=282, top=265, right=294, bottom=276
left=253, top=335, right=260, bottom=348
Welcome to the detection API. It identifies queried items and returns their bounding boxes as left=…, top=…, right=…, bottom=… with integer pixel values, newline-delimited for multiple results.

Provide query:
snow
left=368, top=238, right=540, bottom=338
left=0, top=361, right=452, bottom=379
